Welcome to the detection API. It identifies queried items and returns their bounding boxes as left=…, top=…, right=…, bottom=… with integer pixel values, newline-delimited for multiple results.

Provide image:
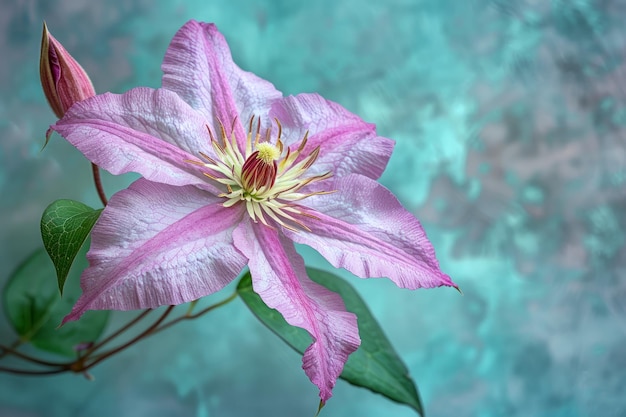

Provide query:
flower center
left=240, top=145, right=278, bottom=192
left=186, top=117, right=333, bottom=231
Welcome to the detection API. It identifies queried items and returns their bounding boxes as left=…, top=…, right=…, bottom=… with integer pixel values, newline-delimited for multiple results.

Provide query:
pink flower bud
left=39, top=22, right=95, bottom=118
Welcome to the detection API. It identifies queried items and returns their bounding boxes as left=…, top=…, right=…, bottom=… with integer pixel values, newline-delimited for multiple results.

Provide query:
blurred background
left=1, top=0, right=625, bottom=416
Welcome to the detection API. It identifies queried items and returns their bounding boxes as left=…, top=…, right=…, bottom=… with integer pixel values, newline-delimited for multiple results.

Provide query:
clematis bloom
left=51, top=20, right=455, bottom=402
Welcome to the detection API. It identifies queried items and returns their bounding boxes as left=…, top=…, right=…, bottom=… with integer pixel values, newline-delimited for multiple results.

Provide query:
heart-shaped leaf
left=40, top=199, right=102, bottom=294
left=237, top=268, right=424, bottom=415
left=2, top=245, right=109, bottom=357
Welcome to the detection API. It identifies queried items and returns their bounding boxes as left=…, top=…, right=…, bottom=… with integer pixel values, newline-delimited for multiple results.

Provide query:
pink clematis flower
left=51, top=20, right=455, bottom=401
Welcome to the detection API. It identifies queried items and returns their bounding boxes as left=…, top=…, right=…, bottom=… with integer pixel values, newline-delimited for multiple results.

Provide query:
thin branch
left=0, top=366, right=68, bottom=375
left=84, top=308, right=153, bottom=356
left=0, top=291, right=238, bottom=376
left=0, top=344, right=69, bottom=367
left=83, top=306, right=174, bottom=371
left=154, top=290, right=238, bottom=335
left=0, top=340, right=21, bottom=360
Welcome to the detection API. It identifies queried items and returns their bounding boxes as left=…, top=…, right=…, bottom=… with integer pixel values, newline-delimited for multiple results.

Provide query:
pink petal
left=53, top=87, right=221, bottom=192
left=270, top=93, right=394, bottom=179
left=233, top=220, right=360, bottom=402
left=64, top=179, right=247, bottom=323
left=162, top=20, right=282, bottom=151
left=287, top=174, right=456, bottom=290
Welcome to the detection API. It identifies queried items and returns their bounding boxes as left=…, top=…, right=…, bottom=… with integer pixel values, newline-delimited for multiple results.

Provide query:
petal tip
left=61, top=311, right=80, bottom=325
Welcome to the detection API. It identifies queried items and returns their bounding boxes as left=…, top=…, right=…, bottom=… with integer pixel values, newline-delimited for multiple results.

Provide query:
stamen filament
left=198, top=152, right=218, bottom=165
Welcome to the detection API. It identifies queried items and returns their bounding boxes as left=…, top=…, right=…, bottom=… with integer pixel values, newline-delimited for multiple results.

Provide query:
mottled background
left=1, top=0, right=625, bottom=416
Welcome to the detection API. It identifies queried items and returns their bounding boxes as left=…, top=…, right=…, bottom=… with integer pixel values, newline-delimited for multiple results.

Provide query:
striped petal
left=269, top=93, right=394, bottom=179
left=162, top=20, right=282, bottom=151
left=53, top=87, right=221, bottom=192
left=233, top=219, right=360, bottom=402
left=287, top=174, right=456, bottom=290
left=64, top=179, right=247, bottom=323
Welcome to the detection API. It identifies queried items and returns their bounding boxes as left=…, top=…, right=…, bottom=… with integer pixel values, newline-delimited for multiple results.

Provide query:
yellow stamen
left=186, top=117, right=331, bottom=232
left=256, top=142, right=281, bottom=164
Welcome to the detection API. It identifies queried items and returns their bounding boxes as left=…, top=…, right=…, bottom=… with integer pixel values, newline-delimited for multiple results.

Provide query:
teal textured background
left=1, top=1, right=625, bottom=416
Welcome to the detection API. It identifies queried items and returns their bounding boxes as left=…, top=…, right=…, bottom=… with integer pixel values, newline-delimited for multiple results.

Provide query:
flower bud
left=39, top=22, right=95, bottom=118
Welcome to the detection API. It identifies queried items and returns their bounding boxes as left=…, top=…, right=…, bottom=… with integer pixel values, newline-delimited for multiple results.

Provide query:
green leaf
left=40, top=199, right=102, bottom=294
left=237, top=268, right=424, bottom=416
left=2, top=245, right=109, bottom=357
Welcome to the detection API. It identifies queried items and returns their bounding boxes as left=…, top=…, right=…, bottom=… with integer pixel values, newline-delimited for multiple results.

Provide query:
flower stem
left=0, top=344, right=68, bottom=367
left=0, top=340, right=21, bottom=360
left=83, top=306, right=174, bottom=371
left=154, top=290, right=238, bottom=335
left=83, top=309, right=153, bottom=356
left=0, top=366, right=68, bottom=375
left=91, top=163, right=108, bottom=206
left=0, top=292, right=238, bottom=376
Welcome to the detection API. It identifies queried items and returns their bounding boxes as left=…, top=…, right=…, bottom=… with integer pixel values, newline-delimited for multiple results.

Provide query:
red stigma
left=241, top=151, right=277, bottom=191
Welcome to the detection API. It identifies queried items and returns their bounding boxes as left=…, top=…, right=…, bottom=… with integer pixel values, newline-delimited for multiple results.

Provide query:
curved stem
left=91, top=163, right=108, bottom=206
left=0, top=340, right=21, bottom=360
left=154, top=290, right=238, bottom=335
left=0, top=291, right=238, bottom=376
left=84, top=309, right=153, bottom=356
left=83, top=306, right=174, bottom=371
left=0, top=344, right=69, bottom=367
left=0, top=366, right=68, bottom=376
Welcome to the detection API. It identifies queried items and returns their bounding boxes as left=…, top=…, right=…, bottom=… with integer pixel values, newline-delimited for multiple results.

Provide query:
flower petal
left=64, top=179, right=247, bottom=323
left=233, top=220, right=360, bottom=402
left=270, top=93, right=394, bottom=179
left=53, top=87, right=221, bottom=191
left=162, top=20, right=282, bottom=150
left=286, top=174, right=456, bottom=290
